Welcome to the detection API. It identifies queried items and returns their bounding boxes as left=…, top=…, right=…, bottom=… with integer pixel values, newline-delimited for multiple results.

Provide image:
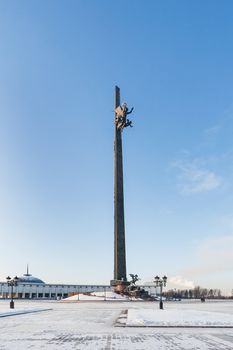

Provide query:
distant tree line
left=163, top=286, right=226, bottom=299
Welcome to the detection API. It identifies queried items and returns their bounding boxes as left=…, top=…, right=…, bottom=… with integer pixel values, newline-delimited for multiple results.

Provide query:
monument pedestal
left=110, top=279, right=130, bottom=294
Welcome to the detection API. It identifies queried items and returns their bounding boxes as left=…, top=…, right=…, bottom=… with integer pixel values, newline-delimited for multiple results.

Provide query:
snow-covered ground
left=0, top=306, right=52, bottom=317
left=1, top=299, right=233, bottom=349
left=126, top=308, right=233, bottom=327
left=64, top=291, right=129, bottom=301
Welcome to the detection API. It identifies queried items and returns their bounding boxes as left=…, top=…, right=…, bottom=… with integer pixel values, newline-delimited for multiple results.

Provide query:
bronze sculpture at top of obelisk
left=111, top=86, right=134, bottom=293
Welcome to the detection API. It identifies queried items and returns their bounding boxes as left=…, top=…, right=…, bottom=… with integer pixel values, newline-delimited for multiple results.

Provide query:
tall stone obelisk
left=111, top=86, right=133, bottom=293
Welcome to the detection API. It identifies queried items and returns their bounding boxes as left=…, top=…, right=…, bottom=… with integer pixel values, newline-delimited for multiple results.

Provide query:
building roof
left=18, top=265, right=45, bottom=284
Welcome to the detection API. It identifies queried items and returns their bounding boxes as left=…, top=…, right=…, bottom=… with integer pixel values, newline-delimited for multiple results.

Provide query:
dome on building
left=18, top=266, right=45, bottom=284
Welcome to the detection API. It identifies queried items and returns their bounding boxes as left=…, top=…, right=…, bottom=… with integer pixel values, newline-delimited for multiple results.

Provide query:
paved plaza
left=1, top=299, right=233, bottom=349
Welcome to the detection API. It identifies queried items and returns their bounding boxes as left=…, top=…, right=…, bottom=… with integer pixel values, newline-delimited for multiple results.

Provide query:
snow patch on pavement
left=126, top=308, right=233, bottom=327
left=0, top=307, right=52, bottom=318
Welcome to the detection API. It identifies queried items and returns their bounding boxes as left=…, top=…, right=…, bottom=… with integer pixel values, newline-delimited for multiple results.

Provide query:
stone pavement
left=1, top=300, right=233, bottom=349
left=2, top=331, right=233, bottom=349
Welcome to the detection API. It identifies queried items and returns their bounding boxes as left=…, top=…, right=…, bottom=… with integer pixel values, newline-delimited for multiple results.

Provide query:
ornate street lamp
left=6, top=276, right=19, bottom=309
left=154, top=275, right=167, bottom=310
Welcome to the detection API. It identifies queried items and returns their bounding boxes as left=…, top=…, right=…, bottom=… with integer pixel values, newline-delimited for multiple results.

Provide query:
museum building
left=0, top=268, right=156, bottom=300
left=0, top=269, right=111, bottom=299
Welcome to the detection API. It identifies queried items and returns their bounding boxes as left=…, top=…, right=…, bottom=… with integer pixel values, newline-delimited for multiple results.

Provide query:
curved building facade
left=0, top=268, right=155, bottom=300
left=0, top=268, right=111, bottom=299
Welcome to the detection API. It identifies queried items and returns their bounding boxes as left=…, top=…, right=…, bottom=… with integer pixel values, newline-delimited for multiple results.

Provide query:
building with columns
left=1, top=268, right=111, bottom=299
left=0, top=268, right=156, bottom=300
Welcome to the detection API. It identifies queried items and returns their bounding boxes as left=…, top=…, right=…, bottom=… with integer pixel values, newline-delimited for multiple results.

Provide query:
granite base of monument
left=110, top=280, right=130, bottom=294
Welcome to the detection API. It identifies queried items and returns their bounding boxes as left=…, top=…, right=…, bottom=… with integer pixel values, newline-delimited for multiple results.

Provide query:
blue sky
left=1, top=0, right=233, bottom=293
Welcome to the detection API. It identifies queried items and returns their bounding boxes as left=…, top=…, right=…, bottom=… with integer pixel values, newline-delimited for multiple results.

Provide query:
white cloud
left=183, top=235, right=233, bottom=277
left=169, top=276, right=194, bottom=289
left=172, top=160, right=221, bottom=194
left=204, top=125, right=221, bottom=137
left=168, top=234, right=233, bottom=294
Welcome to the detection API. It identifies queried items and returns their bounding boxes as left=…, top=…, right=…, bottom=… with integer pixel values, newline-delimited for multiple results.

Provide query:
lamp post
left=154, top=275, right=167, bottom=310
left=6, top=276, right=19, bottom=309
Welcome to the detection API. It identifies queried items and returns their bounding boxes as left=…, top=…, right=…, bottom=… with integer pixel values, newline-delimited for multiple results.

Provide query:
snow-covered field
left=64, top=291, right=129, bottom=301
left=1, top=299, right=233, bottom=349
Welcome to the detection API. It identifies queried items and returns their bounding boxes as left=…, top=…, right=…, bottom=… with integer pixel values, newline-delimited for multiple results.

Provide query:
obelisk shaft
left=114, top=86, right=127, bottom=281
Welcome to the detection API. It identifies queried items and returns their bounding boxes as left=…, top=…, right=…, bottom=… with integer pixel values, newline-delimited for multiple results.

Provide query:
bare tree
left=193, top=286, right=201, bottom=299
left=188, top=289, right=193, bottom=299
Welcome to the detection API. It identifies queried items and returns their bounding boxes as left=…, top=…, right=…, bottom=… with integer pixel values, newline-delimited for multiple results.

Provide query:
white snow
left=0, top=306, right=52, bottom=317
left=126, top=308, right=233, bottom=327
left=63, top=291, right=129, bottom=301
left=0, top=299, right=233, bottom=349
